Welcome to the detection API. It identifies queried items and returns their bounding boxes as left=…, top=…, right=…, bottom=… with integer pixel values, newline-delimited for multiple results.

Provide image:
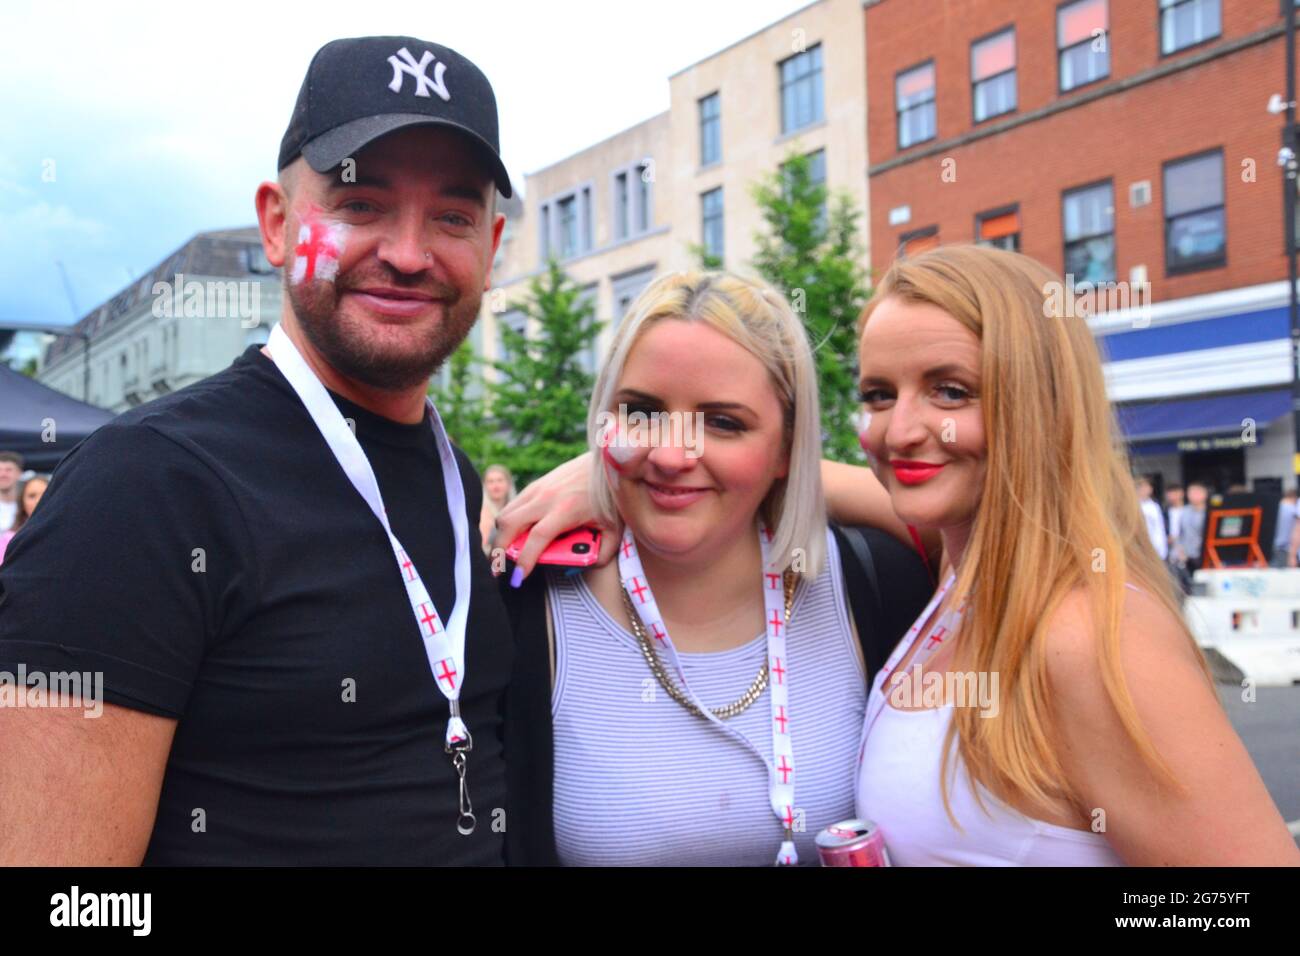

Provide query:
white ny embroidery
left=387, top=47, right=450, bottom=101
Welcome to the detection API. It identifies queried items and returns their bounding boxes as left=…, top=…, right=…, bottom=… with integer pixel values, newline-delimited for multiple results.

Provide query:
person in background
left=0, top=474, right=48, bottom=565
left=1164, top=484, right=1184, bottom=558
left=1271, top=488, right=1296, bottom=568
left=1173, top=482, right=1208, bottom=591
left=0, top=452, right=23, bottom=533
left=479, top=463, right=517, bottom=555
left=1136, top=477, right=1168, bottom=561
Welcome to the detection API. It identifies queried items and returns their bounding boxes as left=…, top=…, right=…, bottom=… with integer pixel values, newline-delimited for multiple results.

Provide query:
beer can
left=815, top=818, right=892, bottom=867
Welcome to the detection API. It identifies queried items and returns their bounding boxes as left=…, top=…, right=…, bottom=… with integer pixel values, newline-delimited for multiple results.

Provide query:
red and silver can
left=815, top=818, right=891, bottom=867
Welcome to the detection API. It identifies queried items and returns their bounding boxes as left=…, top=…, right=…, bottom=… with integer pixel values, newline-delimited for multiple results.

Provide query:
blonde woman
left=478, top=463, right=517, bottom=555
left=854, top=244, right=1299, bottom=865
left=501, top=271, right=933, bottom=866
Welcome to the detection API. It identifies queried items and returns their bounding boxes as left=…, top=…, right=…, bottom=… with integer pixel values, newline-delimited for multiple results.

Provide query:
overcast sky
left=0, top=0, right=811, bottom=359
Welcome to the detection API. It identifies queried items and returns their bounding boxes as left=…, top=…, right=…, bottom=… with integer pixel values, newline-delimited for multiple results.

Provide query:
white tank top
left=855, top=576, right=1124, bottom=866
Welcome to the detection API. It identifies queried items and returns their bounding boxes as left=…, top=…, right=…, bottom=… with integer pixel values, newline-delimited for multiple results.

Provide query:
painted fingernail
left=564, top=566, right=583, bottom=577
left=510, top=566, right=525, bottom=588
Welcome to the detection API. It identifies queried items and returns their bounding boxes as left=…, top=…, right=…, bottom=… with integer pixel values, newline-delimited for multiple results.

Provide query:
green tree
left=489, top=260, right=603, bottom=485
left=750, top=152, right=871, bottom=463
left=428, top=338, right=496, bottom=471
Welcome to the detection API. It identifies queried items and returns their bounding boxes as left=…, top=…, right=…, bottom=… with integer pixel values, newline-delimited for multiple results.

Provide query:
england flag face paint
left=291, top=208, right=349, bottom=284
left=598, top=416, right=642, bottom=490
left=858, top=412, right=873, bottom=456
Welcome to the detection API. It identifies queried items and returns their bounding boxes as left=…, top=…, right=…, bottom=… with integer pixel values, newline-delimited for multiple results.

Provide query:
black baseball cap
left=278, top=36, right=512, bottom=198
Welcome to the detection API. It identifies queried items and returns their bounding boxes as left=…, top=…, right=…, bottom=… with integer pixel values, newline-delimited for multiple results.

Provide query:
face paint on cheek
left=290, top=209, right=349, bottom=285
left=858, top=413, right=873, bottom=455
left=597, top=417, right=649, bottom=491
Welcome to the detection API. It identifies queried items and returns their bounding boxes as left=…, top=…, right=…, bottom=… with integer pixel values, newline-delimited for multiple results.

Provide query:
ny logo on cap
left=387, top=46, right=450, bottom=101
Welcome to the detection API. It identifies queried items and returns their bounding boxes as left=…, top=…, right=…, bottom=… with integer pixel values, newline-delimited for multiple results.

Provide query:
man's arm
left=0, top=701, right=176, bottom=865
left=0, top=420, right=254, bottom=863
left=495, top=452, right=939, bottom=579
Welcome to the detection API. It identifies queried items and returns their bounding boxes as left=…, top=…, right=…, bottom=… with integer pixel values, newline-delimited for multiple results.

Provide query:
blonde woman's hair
left=588, top=270, right=826, bottom=580
left=859, top=244, right=1211, bottom=821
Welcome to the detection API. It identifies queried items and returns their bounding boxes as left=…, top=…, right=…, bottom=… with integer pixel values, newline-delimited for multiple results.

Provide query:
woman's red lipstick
left=890, top=459, right=946, bottom=485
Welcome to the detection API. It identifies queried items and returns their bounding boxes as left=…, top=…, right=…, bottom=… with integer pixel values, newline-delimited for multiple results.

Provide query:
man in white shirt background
left=0, top=453, right=22, bottom=533
left=1137, top=476, right=1168, bottom=561
left=1164, top=483, right=1185, bottom=562
left=1273, top=487, right=1297, bottom=567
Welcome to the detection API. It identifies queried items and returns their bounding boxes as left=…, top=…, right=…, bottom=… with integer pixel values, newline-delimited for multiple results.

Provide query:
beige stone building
left=479, top=111, right=673, bottom=381
left=477, top=0, right=869, bottom=382
left=667, top=0, right=870, bottom=274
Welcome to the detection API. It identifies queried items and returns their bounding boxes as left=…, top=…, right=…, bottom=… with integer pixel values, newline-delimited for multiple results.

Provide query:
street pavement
left=1218, top=683, right=1300, bottom=842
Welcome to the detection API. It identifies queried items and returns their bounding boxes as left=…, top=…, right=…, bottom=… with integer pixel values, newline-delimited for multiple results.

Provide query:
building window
left=543, top=187, right=594, bottom=263
left=972, top=28, right=1016, bottom=122
left=1160, top=0, right=1221, bottom=55
left=899, top=226, right=939, bottom=258
left=701, top=187, right=724, bottom=264
left=699, top=92, right=721, bottom=166
left=246, top=245, right=274, bottom=274
left=1164, top=149, right=1225, bottom=274
left=1058, top=0, right=1109, bottom=92
left=498, top=310, right=527, bottom=365
left=976, top=205, right=1021, bottom=251
left=581, top=186, right=592, bottom=251
left=557, top=196, right=578, bottom=259
left=636, top=162, right=651, bottom=233
left=612, top=162, right=652, bottom=242
left=614, top=172, right=630, bottom=241
left=896, top=61, right=936, bottom=149
left=612, top=265, right=656, bottom=329
left=779, top=43, right=824, bottom=135
left=1062, top=180, right=1116, bottom=283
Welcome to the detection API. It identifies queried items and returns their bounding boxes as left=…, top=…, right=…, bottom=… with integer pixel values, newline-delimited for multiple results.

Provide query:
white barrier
left=1194, top=568, right=1300, bottom=599
left=1184, top=570, right=1300, bottom=686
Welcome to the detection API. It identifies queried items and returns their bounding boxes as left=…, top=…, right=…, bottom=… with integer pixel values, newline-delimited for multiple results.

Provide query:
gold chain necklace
left=621, top=571, right=797, bottom=721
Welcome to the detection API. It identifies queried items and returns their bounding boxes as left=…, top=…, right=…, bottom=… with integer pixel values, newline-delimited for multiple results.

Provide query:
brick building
left=865, top=0, right=1300, bottom=494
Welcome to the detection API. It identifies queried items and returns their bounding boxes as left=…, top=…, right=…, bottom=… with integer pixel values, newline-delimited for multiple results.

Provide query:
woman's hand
left=493, top=451, right=622, bottom=583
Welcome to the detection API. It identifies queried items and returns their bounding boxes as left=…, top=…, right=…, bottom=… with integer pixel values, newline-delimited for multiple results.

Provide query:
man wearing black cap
left=0, top=37, right=515, bottom=865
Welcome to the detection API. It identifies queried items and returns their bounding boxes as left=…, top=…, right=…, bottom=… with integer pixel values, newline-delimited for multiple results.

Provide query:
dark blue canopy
left=0, top=363, right=115, bottom=472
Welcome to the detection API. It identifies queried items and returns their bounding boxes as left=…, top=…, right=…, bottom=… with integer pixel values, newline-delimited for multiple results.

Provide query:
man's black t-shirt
left=0, top=346, right=512, bottom=865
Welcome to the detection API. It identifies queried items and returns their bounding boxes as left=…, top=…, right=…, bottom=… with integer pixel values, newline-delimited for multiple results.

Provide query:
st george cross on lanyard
left=266, top=323, right=477, bottom=835
left=618, top=520, right=800, bottom=865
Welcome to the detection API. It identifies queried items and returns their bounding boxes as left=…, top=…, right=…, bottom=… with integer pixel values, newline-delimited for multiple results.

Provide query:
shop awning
left=1116, top=389, right=1292, bottom=451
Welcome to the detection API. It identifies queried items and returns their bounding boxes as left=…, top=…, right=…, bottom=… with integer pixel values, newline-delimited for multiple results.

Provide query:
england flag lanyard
left=618, top=521, right=801, bottom=866
left=267, top=323, right=476, bottom=835
left=859, top=570, right=962, bottom=752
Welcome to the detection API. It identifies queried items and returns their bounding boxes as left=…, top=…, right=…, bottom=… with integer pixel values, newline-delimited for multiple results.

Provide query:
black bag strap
left=834, top=524, right=889, bottom=684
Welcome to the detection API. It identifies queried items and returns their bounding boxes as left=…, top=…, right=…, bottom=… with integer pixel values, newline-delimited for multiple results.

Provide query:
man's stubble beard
left=284, top=265, right=482, bottom=391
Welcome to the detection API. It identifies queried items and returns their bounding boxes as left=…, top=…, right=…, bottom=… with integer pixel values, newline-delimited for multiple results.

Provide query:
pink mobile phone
left=505, top=526, right=603, bottom=568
